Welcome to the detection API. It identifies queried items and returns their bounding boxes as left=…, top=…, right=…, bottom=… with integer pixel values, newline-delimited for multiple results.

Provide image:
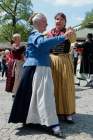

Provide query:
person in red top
left=5, top=43, right=15, bottom=92
left=5, top=34, right=25, bottom=95
left=11, top=34, right=25, bottom=97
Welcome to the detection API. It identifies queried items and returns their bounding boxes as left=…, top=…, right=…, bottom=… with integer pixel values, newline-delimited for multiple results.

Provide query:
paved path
left=0, top=77, right=93, bottom=140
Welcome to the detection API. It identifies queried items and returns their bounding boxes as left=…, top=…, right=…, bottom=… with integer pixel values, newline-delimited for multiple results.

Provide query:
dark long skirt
left=80, top=54, right=93, bottom=74
left=8, top=66, right=36, bottom=123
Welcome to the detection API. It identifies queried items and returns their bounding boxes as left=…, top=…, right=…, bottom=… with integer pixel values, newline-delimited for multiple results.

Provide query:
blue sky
left=32, top=0, right=93, bottom=30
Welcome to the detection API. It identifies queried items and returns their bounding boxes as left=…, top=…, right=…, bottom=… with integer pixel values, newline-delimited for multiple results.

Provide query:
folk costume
left=9, top=29, right=66, bottom=126
left=5, top=52, right=15, bottom=92
left=76, top=39, right=93, bottom=86
left=79, top=40, right=93, bottom=75
left=12, top=46, right=25, bottom=94
left=5, top=46, right=25, bottom=93
left=47, top=28, right=75, bottom=116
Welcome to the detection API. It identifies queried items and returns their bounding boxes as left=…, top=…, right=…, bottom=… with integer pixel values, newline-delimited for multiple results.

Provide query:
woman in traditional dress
left=5, top=35, right=25, bottom=96
left=47, top=12, right=76, bottom=123
left=11, top=34, right=25, bottom=97
left=8, top=13, right=74, bottom=138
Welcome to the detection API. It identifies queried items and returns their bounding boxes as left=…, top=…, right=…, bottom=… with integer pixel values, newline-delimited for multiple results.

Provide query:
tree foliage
left=0, top=0, right=33, bottom=42
left=0, top=23, right=29, bottom=42
left=81, top=9, right=93, bottom=28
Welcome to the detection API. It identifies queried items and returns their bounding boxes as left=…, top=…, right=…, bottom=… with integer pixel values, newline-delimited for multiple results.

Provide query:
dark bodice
left=12, top=45, right=25, bottom=60
left=51, top=39, right=71, bottom=54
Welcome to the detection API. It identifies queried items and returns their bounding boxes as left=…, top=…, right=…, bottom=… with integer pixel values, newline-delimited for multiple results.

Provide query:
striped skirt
left=50, top=54, right=75, bottom=115
left=8, top=66, right=59, bottom=126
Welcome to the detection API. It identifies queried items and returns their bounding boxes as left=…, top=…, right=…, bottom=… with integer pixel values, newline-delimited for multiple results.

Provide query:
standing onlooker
left=11, top=34, right=25, bottom=97
left=5, top=46, right=15, bottom=92
left=0, top=55, right=2, bottom=72
left=76, top=33, right=93, bottom=86
left=47, top=12, right=76, bottom=123
left=1, top=52, right=8, bottom=80
left=72, top=42, right=79, bottom=75
left=5, top=35, right=25, bottom=96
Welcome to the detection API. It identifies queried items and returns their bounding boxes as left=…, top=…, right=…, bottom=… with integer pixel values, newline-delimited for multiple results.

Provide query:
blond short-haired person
left=9, top=13, right=74, bottom=138
left=12, top=33, right=24, bottom=94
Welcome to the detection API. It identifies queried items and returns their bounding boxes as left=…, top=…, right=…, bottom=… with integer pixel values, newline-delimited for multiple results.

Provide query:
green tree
left=0, top=23, right=29, bottom=42
left=0, top=0, right=33, bottom=41
left=81, top=9, right=93, bottom=28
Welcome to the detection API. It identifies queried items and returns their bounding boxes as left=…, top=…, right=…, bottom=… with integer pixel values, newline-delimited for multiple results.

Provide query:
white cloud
left=76, top=16, right=84, bottom=21
left=43, top=0, right=93, bottom=6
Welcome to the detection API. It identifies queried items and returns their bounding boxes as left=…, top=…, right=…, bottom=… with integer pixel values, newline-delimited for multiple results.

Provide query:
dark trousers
left=74, top=58, right=78, bottom=75
left=2, top=64, right=7, bottom=77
